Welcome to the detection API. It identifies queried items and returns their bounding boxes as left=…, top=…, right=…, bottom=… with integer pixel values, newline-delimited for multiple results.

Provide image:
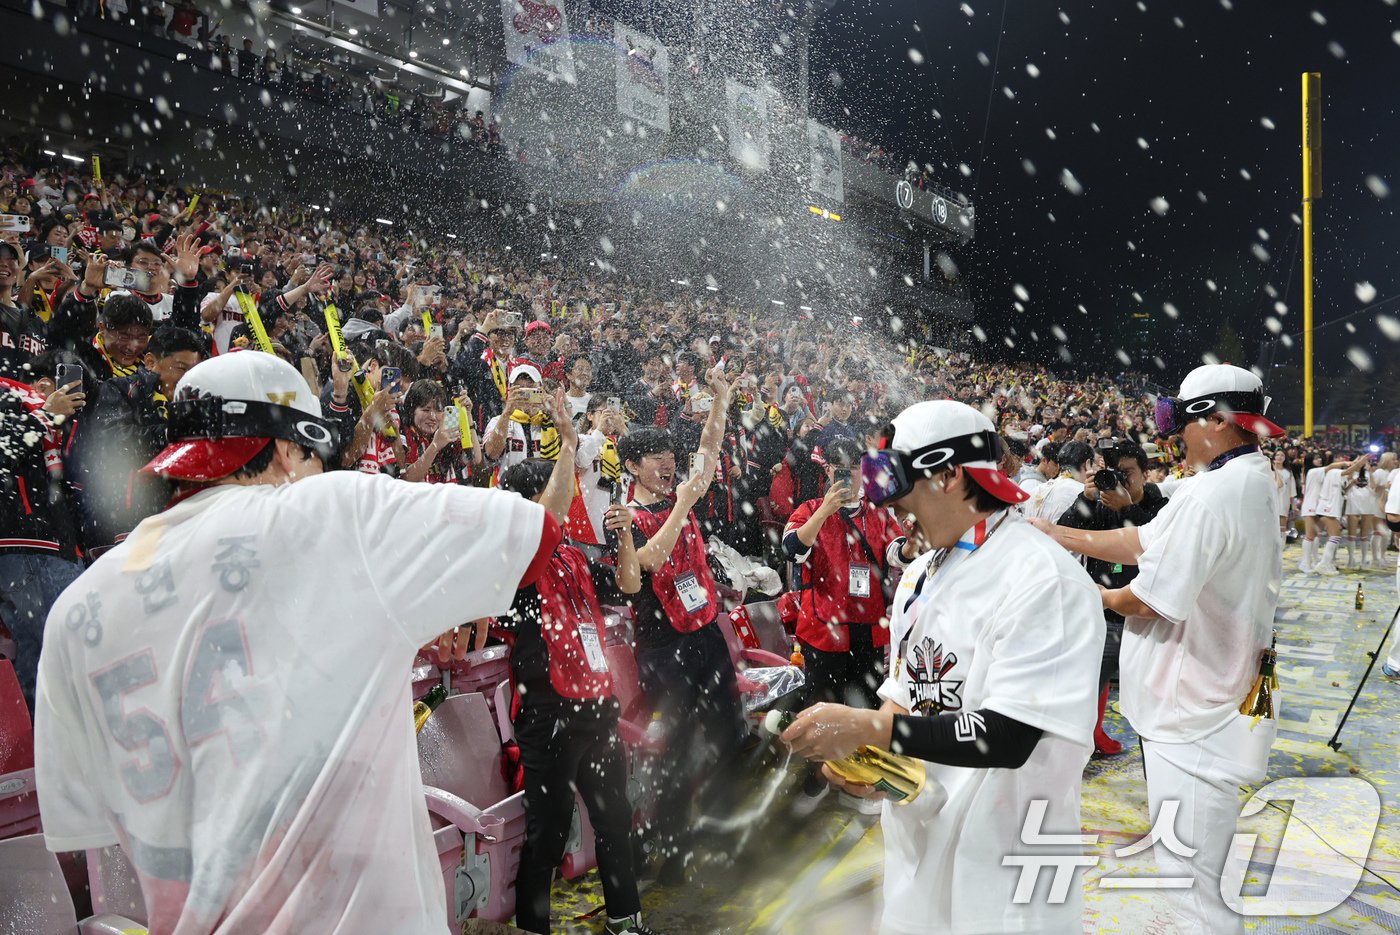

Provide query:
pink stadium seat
left=441, top=645, right=512, bottom=719
left=0, top=833, right=146, bottom=934
left=600, top=642, right=664, bottom=832
left=85, top=843, right=148, bottom=925
left=417, top=691, right=526, bottom=925
left=0, top=659, right=40, bottom=841
left=411, top=658, right=443, bottom=701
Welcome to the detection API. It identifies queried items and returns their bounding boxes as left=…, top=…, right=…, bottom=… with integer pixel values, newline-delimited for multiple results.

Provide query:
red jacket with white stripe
left=0, top=378, right=65, bottom=556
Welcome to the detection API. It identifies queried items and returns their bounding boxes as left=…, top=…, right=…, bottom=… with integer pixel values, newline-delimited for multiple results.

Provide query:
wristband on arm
left=889, top=707, right=1043, bottom=769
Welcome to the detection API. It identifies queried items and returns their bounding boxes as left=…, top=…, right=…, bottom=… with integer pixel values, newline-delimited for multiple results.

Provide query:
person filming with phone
left=484, top=362, right=554, bottom=482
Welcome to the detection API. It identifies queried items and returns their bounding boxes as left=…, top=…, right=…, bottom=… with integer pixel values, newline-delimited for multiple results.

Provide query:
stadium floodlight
left=61, top=154, right=84, bottom=164
left=375, top=218, right=393, bottom=226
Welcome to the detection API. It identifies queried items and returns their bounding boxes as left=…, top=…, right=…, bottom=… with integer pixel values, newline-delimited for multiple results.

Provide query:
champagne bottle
left=414, top=684, right=449, bottom=733
left=763, top=710, right=927, bottom=804
left=1238, top=634, right=1278, bottom=728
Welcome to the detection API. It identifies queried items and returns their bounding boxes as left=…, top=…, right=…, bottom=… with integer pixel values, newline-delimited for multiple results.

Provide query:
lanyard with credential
left=894, top=510, right=1011, bottom=678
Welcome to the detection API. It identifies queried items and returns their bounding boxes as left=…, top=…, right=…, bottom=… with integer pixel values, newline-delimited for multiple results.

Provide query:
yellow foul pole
left=1302, top=72, right=1322, bottom=438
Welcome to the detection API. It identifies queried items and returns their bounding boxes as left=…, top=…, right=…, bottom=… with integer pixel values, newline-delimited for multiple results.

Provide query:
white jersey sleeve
left=344, top=472, right=547, bottom=646
left=1129, top=485, right=1228, bottom=626
left=32, top=636, right=119, bottom=851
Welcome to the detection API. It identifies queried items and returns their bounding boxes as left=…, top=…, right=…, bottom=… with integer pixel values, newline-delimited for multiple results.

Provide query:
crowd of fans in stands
left=1, top=147, right=1396, bottom=929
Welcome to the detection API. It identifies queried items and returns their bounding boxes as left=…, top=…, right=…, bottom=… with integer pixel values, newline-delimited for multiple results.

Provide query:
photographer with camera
left=1052, top=440, right=1168, bottom=756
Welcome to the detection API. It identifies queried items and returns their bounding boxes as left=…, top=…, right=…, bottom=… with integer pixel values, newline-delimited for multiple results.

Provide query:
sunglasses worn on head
left=1153, top=390, right=1266, bottom=436
left=861, top=429, right=1002, bottom=505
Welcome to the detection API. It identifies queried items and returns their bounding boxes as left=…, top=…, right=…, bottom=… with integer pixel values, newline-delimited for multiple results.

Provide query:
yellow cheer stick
left=237, top=292, right=275, bottom=355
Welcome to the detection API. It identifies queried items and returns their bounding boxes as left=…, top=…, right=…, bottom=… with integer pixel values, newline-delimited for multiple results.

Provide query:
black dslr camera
left=1094, top=466, right=1128, bottom=492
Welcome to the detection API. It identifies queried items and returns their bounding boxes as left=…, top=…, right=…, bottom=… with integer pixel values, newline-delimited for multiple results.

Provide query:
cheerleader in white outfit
left=1313, top=459, right=1351, bottom=576
left=1344, top=461, right=1378, bottom=569
left=1299, top=453, right=1327, bottom=573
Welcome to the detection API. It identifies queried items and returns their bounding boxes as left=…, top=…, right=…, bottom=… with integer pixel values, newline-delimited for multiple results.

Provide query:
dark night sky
left=808, top=0, right=1400, bottom=381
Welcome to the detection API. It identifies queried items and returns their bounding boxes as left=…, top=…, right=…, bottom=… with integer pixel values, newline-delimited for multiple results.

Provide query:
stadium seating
left=0, top=660, right=40, bottom=842
left=85, top=843, right=148, bottom=925
left=0, top=833, right=146, bottom=934
left=441, top=643, right=512, bottom=720
left=744, top=600, right=792, bottom=657
left=417, top=691, right=526, bottom=925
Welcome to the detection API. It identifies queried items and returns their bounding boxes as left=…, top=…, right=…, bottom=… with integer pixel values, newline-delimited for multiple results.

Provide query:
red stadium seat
left=417, top=691, right=526, bottom=925
left=742, top=600, right=792, bottom=657
left=0, top=833, right=146, bottom=935
left=0, top=660, right=39, bottom=841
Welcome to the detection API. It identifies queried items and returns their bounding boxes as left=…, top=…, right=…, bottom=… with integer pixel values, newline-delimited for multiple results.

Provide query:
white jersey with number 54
left=35, top=470, right=545, bottom=934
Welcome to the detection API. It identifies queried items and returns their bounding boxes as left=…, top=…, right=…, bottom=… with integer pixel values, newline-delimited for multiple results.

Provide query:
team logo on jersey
left=905, top=637, right=963, bottom=715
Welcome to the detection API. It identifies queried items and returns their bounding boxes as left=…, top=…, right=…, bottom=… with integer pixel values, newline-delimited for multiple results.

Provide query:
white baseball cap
left=1166, top=363, right=1284, bottom=438
left=865, top=399, right=1029, bottom=505
left=143, top=350, right=335, bottom=481
left=509, top=362, right=542, bottom=384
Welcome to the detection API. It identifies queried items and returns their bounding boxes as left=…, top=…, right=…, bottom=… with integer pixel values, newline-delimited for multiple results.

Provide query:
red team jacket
left=631, top=502, right=718, bottom=635
left=785, top=498, right=902, bottom=652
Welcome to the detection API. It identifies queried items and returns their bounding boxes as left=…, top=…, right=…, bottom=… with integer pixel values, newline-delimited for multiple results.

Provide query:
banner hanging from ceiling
left=500, top=0, right=577, bottom=84
left=614, top=21, right=669, bottom=132
left=725, top=78, right=770, bottom=173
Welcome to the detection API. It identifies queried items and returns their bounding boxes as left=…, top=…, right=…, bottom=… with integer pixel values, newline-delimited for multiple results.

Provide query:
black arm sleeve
left=889, top=708, right=1044, bottom=769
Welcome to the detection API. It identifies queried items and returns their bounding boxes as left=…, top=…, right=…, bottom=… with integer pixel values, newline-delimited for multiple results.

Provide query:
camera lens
left=1093, top=468, right=1121, bottom=491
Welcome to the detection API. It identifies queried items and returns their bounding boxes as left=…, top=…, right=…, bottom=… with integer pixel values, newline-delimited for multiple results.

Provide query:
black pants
left=799, top=624, right=885, bottom=794
left=514, top=699, right=639, bottom=934
left=635, top=623, right=746, bottom=857
left=1100, top=615, right=1124, bottom=687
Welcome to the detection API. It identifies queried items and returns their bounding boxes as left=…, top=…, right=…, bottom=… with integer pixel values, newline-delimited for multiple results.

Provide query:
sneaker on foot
left=1382, top=663, right=1400, bottom=679
left=789, top=783, right=829, bottom=818
left=1314, top=563, right=1340, bottom=577
left=606, top=913, right=664, bottom=935
left=1093, top=729, right=1125, bottom=757
left=838, top=792, right=883, bottom=815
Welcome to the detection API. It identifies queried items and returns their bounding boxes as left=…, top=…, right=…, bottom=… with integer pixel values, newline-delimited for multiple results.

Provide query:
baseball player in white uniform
left=33, top=352, right=560, bottom=934
left=782, top=400, right=1104, bottom=935
left=1037, top=364, right=1285, bottom=935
